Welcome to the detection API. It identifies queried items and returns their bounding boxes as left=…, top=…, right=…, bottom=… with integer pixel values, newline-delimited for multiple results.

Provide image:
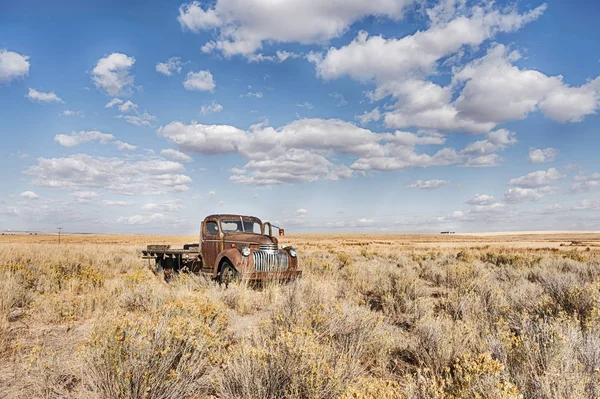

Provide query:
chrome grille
left=259, top=244, right=278, bottom=253
left=253, top=250, right=289, bottom=272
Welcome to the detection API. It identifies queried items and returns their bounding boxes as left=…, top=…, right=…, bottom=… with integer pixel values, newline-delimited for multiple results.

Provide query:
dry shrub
left=340, top=377, right=404, bottom=399
left=84, top=296, right=228, bottom=399
left=408, top=353, right=521, bottom=399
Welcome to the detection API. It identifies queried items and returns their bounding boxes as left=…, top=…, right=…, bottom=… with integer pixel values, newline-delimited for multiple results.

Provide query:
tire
left=219, top=261, right=237, bottom=288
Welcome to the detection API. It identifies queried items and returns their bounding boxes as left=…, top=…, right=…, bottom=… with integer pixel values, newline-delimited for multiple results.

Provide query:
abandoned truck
left=142, top=214, right=301, bottom=284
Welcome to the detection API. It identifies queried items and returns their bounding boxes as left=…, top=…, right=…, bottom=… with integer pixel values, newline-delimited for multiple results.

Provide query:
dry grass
left=1, top=234, right=600, bottom=398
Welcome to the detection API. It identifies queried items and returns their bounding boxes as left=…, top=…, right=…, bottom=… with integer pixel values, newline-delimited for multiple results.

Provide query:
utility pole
left=58, top=227, right=63, bottom=244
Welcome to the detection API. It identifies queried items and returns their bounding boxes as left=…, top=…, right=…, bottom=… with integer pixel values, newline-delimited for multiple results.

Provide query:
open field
left=2, top=232, right=600, bottom=398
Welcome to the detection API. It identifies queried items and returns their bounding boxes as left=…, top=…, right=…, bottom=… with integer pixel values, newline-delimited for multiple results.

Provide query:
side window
left=205, top=221, right=219, bottom=236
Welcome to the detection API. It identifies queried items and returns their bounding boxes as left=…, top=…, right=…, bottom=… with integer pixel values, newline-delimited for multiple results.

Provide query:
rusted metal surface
left=141, top=214, right=300, bottom=282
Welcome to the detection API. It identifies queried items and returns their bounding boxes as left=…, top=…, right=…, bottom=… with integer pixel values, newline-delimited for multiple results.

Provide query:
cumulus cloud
left=179, top=0, right=413, bottom=58
left=356, top=108, right=381, bottom=125
left=27, top=88, right=64, bottom=103
left=105, top=98, right=123, bottom=108
left=118, top=213, right=182, bottom=225
left=0, top=49, right=30, bottom=83
left=183, top=70, right=215, bottom=92
left=504, top=186, right=554, bottom=203
left=141, top=200, right=185, bottom=212
left=161, top=149, right=193, bottom=163
left=118, top=100, right=137, bottom=113
left=529, top=148, right=558, bottom=163
left=156, top=57, right=184, bottom=76
left=103, top=200, right=134, bottom=206
left=54, top=130, right=115, bottom=147
left=405, top=179, right=448, bottom=190
left=330, top=92, right=347, bottom=107
left=466, top=194, right=496, bottom=205
left=307, top=3, right=599, bottom=133
left=200, top=101, right=223, bottom=115
left=240, top=91, right=263, bottom=99
left=26, top=154, right=192, bottom=195
left=62, top=109, right=83, bottom=117
left=53, top=130, right=136, bottom=151
left=92, top=53, right=136, bottom=96
left=507, top=168, right=564, bottom=188
left=157, top=117, right=523, bottom=184
left=116, top=111, right=157, bottom=127
left=20, top=191, right=39, bottom=200
left=571, top=173, right=600, bottom=192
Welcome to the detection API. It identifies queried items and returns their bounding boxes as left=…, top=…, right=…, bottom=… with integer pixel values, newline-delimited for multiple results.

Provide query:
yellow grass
left=1, top=233, right=600, bottom=398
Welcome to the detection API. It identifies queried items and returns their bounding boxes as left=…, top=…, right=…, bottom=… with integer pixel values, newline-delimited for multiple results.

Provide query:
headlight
left=289, top=248, right=297, bottom=258
left=241, top=247, right=251, bottom=257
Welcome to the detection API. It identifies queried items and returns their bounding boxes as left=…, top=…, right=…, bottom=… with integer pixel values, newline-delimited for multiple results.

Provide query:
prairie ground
left=1, top=232, right=600, bottom=398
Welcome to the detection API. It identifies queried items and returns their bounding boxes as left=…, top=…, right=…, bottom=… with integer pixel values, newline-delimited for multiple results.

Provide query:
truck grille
left=259, top=244, right=278, bottom=253
left=253, top=251, right=289, bottom=272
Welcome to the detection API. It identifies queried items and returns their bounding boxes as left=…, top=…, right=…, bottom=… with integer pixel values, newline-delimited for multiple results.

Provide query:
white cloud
left=357, top=218, right=375, bottom=225
left=92, top=53, right=136, bottom=96
left=330, top=92, right=347, bottom=107
left=296, top=208, right=307, bottom=215
left=504, top=187, right=553, bottom=203
left=27, top=88, right=63, bottom=103
left=571, top=173, right=600, bottom=192
left=230, top=149, right=334, bottom=185
left=27, top=154, right=192, bottom=195
left=118, top=213, right=181, bottom=225
left=508, top=168, right=564, bottom=188
left=0, top=49, right=30, bottom=83
left=118, top=100, right=137, bottom=113
left=472, top=202, right=506, bottom=213
left=70, top=191, right=99, bottom=200
left=179, top=0, right=413, bottom=57
left=453, top=45, right=600, bottom=126
left=297, top=102, right=313, bottom=109
left=62, top=109, right=83, bottom=117
left=462, top=154, right=502, bottom=168
left=466, top=194, right=496, bottom=205
left=156, top=57, right=183, bottom=76
left=54, top=130, right=115, bottom=147
left=240, top=91, right=263, bottom=98
left=103, top=200, right=134, bottom=206
left=114, top=141, right=137, bottom=151
left=158, top=117, right=516, bottom=183
left=141, top=200, right=185, bottom=212
left=208, top=190, right=216, bottom=196
left=312, top=5, right=545, bottom=82
left=529, top=148, right=558, bottom=163
left=161, top=149, right=193, bottom=163
left=20, top=191, right=39, bottom=200
left=0, top=206, right=20, bottom=216
left=307, top=3, right=600, bottom=133
left=356, top=108, right=381, bottom=125
left=460, top=129, right=517, bottom=156
left=105, top=98, right=123, bottom=108
left=116, top=111, right=157, bottom=127
left=200, top=101, right=223, bottom=115
left=183, top=70, right=215, bottom=92
left=158, top=121, right=247, bottom=155
left=405, top=179, right=448, bottom=190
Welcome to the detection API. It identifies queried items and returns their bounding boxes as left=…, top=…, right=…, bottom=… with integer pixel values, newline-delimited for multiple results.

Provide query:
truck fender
left=214, top=248, right=244, bottom=277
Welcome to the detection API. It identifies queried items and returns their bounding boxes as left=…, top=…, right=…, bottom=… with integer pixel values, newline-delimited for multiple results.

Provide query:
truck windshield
left=221, top=219, right=262, bottom=234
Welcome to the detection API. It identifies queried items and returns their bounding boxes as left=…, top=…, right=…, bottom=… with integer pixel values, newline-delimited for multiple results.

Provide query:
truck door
left=202, top=219, right=221, bottom=271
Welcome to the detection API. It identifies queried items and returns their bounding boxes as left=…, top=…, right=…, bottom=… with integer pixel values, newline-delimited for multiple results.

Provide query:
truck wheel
left=219, top=261, right=237, bottom=288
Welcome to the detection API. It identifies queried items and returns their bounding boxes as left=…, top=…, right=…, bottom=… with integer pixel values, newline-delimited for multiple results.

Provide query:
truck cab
left=142, top=214, right=301, bottom=284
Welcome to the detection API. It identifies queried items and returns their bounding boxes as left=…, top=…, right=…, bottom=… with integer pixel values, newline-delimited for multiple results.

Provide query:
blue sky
left=1, top=0, right=600, bottom=234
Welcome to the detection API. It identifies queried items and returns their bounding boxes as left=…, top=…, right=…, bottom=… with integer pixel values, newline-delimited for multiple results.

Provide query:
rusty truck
left=142, top=214, right=301, bottom=284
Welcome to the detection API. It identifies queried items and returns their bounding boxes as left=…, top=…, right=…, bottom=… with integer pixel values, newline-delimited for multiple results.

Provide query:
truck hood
left=223, top=232, right=278, bottom=245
